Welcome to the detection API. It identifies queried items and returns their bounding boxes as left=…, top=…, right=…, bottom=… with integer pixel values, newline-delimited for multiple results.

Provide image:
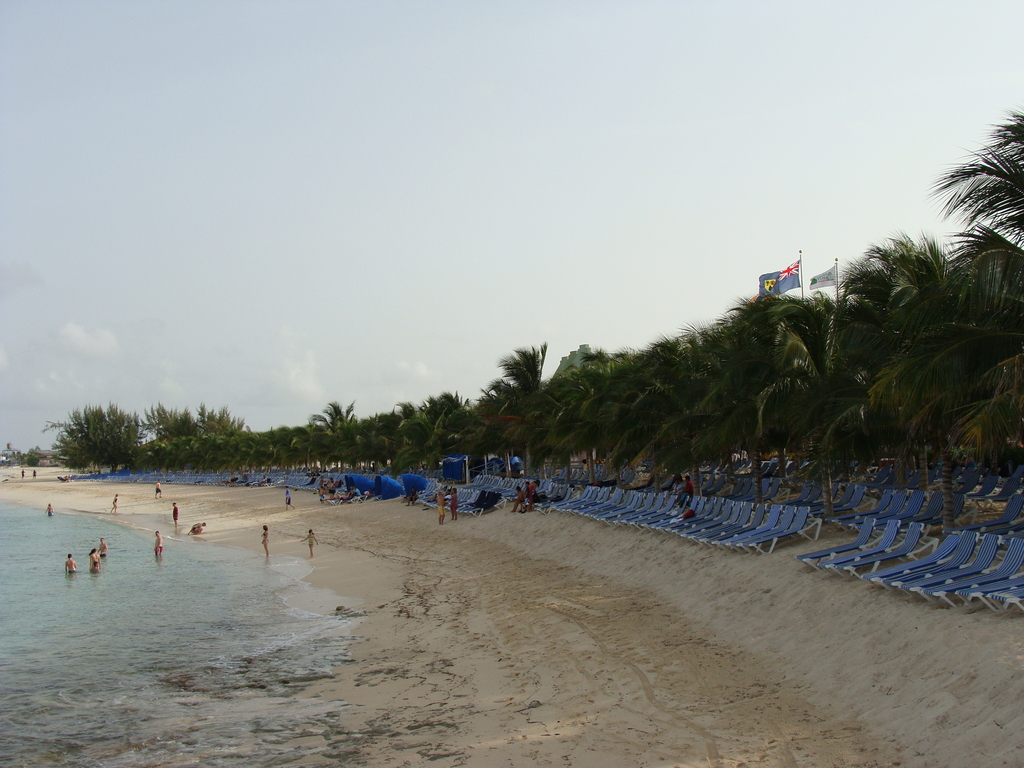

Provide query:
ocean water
left=0, top=500, right=358, bottom=767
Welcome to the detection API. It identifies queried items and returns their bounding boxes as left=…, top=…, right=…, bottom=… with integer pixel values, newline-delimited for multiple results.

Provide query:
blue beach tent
left=374, top=475, right=404, bottom=500
left=442, top=455, right=469, bottom=482
left=401, top=473, right=429, bottom=496
left=345, top=474, right=374, bottom=493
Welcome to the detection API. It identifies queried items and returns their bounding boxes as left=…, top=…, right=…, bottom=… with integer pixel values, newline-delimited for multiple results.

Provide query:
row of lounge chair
left=799, top=503, right=1024, bottom=611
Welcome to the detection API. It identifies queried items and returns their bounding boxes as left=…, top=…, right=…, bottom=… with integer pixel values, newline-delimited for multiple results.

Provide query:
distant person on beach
left=527, top=480, right=537, bottom=512
left=262, top=525, right=269, bottom=555
left=154, top=531, right=163, bottom=556
left=285, top=488, right=294, bottom=509
left=404, top=488, right=419, bottom=506
left=510, top=486, right=527, bottom=514
left=110, top=494, right=119, bottom=514
left=188, top=522, right=207, bottom=535
left=304, top=529, right=319, bottom=557
left=98, top=538, right=108, bottom=558
left=155, top=481, right=162, bottom=499
left=33, top=469, right=37, bottom=478
left=437, top=487, right=446, bottom=524
left=679, top=474, right=695, bottom=507
left=449, top=487, right=458, bottom=521
left=21, top=469, right=24, bottom=478
left=46, top=504, right=53, bottom=516
left=172, top=503, right=179, bottom=526
left=65, top=554, right=77, bottom=573
left=89, top=549, right=101, bottom=572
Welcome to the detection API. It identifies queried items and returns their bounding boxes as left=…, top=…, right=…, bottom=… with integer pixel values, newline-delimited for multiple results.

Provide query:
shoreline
left=4, top=468, right=1024, bottom=766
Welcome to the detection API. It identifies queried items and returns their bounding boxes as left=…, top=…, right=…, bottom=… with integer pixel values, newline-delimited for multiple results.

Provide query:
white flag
left=809, top=264, right=838, bottom=291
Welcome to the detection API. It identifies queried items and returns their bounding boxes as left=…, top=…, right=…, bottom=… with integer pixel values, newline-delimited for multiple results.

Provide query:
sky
left=2, top=0, right=1023, bottom=450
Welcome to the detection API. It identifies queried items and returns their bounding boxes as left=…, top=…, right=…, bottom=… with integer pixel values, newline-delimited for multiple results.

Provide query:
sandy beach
left=4, top=469, right=1023, bottom=768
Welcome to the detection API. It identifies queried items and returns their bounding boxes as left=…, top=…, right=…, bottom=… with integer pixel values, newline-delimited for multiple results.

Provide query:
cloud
left=396, top=360, right=442, bottom=381
left=58, top=322, right=120, bottom=359
left=0, top=263, right=42, bottom=301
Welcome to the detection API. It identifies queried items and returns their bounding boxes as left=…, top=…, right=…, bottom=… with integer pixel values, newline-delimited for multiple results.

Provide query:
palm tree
left=935, top=110, right=1024, bottom=249
left=476, top=344, right=549, bottom=471
left=310, top=401, right=356, bottom=433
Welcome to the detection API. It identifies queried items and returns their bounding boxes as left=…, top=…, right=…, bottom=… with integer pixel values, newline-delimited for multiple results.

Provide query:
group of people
left=510, top=480, right=547, bottom=514
left=435, top=486, right=459, bottom=524
left=65, top=537, right=108, bottom=574
left=261, top=524, right=319, bottom=557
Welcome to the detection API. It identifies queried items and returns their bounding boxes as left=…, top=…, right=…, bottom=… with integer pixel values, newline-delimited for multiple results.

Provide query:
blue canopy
left=443, top=454, right=469, bottom=482
left=345, top=474, right=374, bottom=493
left=374, top=475, right=404, bottom=500
left=401, top=473, right=428, bottom=496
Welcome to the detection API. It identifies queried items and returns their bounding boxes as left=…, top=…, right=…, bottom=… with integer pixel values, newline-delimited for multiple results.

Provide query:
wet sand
left=4, top=468, right=1023, bottom=767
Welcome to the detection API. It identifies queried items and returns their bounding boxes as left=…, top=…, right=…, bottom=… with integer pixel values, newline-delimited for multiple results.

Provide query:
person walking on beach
left=304, top=529, right=319, bottom=557
left=155, top=481, right=162, bottom=499
left=449, top=487, right=458, bottom=521
left=65, top=554, right=77, bottom=573
left=110, top=494, right=119, bottom=514
left=33, top=469, right=37, bottom=478
left=89, top=549, right=101, bottom=572
left=172, top=503, right=179, bottom=527
left=154, top=531, right=163, bottom=556
left=98, top=538, right=108, bottom=558
left=46, top=504, right=53, bottom=516
left=285, top=488, right=294, bottom=509
left=437, top=487, right=446, bottom=525
left=262, top=525, right=270, bottom=556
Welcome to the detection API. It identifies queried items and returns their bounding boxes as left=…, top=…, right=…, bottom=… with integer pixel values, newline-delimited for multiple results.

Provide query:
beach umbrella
left=374, top=475, right=404, bottom=500
left=400, top=473, right=428, bottom=496
left=345, top=474, right=374, bottom=493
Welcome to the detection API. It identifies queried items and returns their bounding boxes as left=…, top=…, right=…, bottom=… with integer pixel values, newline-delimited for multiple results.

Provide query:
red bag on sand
left=682, top=509, right=696, bottom=519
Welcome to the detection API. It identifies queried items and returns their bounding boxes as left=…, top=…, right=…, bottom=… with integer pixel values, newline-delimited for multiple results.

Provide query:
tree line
left=47, top=112, right=1024, bottom=528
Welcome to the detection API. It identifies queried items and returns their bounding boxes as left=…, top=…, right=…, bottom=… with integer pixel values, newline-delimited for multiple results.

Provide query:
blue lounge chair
left=818, top=521, right=906, bottom=572
left=865, top=532, right=981, bottom=587
left=832, top=523, right=928, bottom=575
left=796, top=519, right=877, bottom=566
left=915, top=537, right=1024, bottom=607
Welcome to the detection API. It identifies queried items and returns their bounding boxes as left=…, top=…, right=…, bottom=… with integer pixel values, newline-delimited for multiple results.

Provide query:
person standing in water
left=304, top=529, right=319, bottom=557
left=46, top=504, right=53, bottom=516
left=98, top=538, right=108, bottom=558
left=154, top=531, right=163, bottom=556
left=65, top=554, right=77, bottom=573
left=89, top=549, right=101, bottom=572
left=261, top=525, right=269, bottom=556
left=110, top=494, right=119, bottom=514
left=285, top=488, right=294, bottom=509
left=172, top=503, right=179, bottom=527
left=155, top=481, right=162, bottom=499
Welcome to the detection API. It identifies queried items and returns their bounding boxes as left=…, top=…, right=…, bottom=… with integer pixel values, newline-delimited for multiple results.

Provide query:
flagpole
left=799, top=250, right=804, bottom=298
left=833, top=257, right=839, bottom=302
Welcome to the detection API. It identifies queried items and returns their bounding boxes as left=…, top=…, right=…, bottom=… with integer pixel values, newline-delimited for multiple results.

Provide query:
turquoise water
left=0, top=500, right=356, bottom=767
